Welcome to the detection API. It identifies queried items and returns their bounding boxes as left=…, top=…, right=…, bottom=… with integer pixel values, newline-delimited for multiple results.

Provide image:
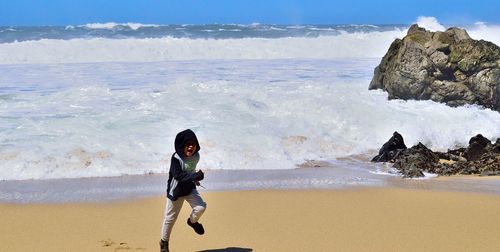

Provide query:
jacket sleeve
left=170, top=157, right=201, bottom=182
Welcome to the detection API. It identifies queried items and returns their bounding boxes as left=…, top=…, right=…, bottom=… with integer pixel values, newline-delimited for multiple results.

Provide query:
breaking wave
left=0, top=30, right=406, bottom=64
left=1, top=59, right=500, bottom=180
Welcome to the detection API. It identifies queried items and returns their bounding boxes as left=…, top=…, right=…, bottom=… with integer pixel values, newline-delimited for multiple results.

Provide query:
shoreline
left=2, top=165, right=500, bottom=204
left=2, top=188, right=500, bottom=251
left=1, top=167, right=500, bottom=204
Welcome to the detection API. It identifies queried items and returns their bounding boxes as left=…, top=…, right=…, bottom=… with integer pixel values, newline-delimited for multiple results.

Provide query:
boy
left=160, top=129, right=206, bottom=252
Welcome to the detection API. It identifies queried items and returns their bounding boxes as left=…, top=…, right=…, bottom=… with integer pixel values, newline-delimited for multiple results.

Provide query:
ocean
left=1, top=21, right=500, bottom=202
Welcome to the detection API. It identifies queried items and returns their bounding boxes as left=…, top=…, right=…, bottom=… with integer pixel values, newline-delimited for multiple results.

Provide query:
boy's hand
left=194, top=170, right=204, bottom=181
left=194, top=181, right=200, bottom=186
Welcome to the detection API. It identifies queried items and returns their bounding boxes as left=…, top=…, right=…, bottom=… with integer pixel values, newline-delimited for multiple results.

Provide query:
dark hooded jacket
left=166, top=129, right=204, bottom=201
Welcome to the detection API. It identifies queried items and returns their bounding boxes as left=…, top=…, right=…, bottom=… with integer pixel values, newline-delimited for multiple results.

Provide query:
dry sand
left=1, top=188, right=500, bottom=252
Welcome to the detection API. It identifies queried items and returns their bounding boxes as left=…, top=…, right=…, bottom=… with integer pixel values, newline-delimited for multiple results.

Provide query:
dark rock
left=407, top=24, right=427, bottom=34
left=370, top=24, right=500, bottom=112
left=371, top=132, right=500, bottom=177
left=371, top=131, right=407, bottom=162
left=465, top=134, right=491, bottom=161
left=469, top=134, right=492, bottom=146
left=477, top=152, right=500, bottom=176
left=446, top=147, right=467, bottom=159
left=493, top=139, right=500, bottom=153
left=393, top=143, right=439, bottom=177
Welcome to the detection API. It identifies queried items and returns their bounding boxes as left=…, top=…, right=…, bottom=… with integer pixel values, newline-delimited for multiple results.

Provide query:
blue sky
left=0, top=0, right=498, bottom=26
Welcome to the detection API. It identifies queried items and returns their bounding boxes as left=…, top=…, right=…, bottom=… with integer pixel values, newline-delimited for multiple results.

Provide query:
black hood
left=174, top=129, right=201, bottom=159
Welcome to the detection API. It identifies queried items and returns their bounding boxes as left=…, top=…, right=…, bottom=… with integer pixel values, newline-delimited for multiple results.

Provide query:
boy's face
left=184, top=143, right=197, bottom=157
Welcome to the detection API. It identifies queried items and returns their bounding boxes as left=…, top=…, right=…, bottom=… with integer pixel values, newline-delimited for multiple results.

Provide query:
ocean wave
left=268, top=26, right=287, bottom=31
left=1, top=18, right=498, bottom=64
left=0, top=28, right=16, bottom=32
left=286, top=25, right=306, bottom=29
left=218, top=28, right=242, bottom=32
left=1, top=59, right=500, bottom=180
left=81, top=22, right=160, bottom=30
left=0, top=29, right=406, bottom=64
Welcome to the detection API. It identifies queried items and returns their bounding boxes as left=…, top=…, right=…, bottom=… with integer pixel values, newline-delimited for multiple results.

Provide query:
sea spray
left=0, top=32, right=405, bottom=64
left=1, top=59, right=500, bottom=180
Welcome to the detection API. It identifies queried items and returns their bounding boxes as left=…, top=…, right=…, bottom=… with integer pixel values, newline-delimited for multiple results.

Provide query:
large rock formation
left=372, top=132, right=500, bottom=178
left=369, top=24, right=500, bottom=111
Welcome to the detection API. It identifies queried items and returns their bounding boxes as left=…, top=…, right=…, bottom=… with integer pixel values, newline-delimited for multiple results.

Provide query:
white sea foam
left=0, top=30, right=406, bottom=64
left=81, top=22, right=159, bottom=30
left=308, top=27, right=336, bottom=31
left=268, top=26, right=287, bottom=31
left=422, top=172, right=439, bottom=179
left=416, top=16, right=446, bottom=32
left=1, top=59, right=499, bottom=180
left=468, top=22, right=500, bottom=46
left=286, top=25, right=306, bottom=29
left=0, top=28, right=16, bottom=32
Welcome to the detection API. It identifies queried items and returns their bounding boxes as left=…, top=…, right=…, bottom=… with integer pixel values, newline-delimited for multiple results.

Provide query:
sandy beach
left=2, top=188, right=500, bottom=252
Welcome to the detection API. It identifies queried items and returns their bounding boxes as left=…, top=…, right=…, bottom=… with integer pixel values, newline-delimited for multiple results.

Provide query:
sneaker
left=159, top=239, right=169, bottom=252
left=187, top=218, right=205, bottom=235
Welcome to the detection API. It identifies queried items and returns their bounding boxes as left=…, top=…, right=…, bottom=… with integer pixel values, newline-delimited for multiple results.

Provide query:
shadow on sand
left=197, top=248, right=253, bottom=252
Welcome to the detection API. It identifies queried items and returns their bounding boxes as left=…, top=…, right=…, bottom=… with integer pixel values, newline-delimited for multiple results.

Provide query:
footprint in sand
left=99, top=239, right=146, bottom=251
left=100, top=238, right=115, bottom=247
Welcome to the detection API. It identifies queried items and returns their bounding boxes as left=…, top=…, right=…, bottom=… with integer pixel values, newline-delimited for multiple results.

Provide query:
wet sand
left=2, top=188, right=500, bottom=251
left=3, top=165, right=500, bottom=204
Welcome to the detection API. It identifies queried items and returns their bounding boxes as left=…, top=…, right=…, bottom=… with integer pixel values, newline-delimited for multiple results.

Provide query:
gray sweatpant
left=160, top=189, right=207, bottom=241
